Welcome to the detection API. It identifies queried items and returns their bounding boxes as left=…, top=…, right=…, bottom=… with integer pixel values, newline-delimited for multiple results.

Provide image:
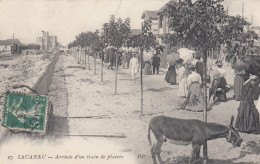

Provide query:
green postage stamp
left=2, top=91, right=48, bottom=133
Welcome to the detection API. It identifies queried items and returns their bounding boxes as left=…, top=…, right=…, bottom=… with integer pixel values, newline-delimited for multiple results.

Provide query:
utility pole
left=242, top=2, right=244, bottom=20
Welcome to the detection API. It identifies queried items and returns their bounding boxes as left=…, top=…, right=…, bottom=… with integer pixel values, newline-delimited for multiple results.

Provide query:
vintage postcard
left=0, top=0, right=260, bottom=164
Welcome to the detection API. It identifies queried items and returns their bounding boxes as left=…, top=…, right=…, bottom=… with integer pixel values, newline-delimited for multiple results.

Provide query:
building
left=141, top=10, right=159, bottom=35
left=37, top=31, right=58, bottom=51
left=0, top=39, right=22, bottom=53
left=141, top=0, right=176, bottom=37
left=141, top=0, right=177, bottom=44
left=156, top=0, right=177, bottom=36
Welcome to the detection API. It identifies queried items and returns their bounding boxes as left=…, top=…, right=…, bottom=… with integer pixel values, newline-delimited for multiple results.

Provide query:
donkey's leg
left=151, top=144, right=157, bottom=164
left=195, top=145, right=201, bottom=160
left=189, top=143, right=200, bottom=164
left=154, top=138, right=164, bottom=164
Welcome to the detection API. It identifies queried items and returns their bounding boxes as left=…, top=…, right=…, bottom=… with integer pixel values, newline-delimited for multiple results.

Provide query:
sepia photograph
left=0, top=0, right=260, bottom=163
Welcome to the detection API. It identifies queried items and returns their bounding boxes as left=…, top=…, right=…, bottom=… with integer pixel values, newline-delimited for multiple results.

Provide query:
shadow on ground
left=53, top=116, right=70, bottom=137
left=164, top=155, right=258, bottom=164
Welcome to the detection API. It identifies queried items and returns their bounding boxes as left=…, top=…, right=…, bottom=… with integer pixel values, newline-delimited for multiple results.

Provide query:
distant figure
left=182, top=65, right=203, bottom=112
left=129, top=52, right=139, bottom=80
left=235, top=75, right=259, bottom=133
left=195, top=56, right=203, bottom=81
left=165, top=60, right=177, bottom=85
left=107, top=51, right=114, bottom=70
left=151, top=54, right=160, bottom=74
left=143, top=61, right=152, bottom=75
left=127, top=51, right=133, bottom=69
left=177, top=59, right=190, bottom=97
left=121, top=51, right=128, bottom=69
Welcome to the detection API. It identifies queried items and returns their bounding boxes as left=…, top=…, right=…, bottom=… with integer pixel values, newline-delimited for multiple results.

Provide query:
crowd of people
left=100, top=47, right=260, bottom=133
left=162, top=49, right=260, bottom=133
left=102, top=48, right=162, bottom=79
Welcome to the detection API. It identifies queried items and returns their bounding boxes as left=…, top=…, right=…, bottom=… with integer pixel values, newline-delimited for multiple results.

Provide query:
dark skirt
left=235, top=100, right=260, bottom=133
left=144, top=62, right=152, bottom=75
left=234, top=74, right=246, bottom=101
left=165, top=66, right=176, bottom=84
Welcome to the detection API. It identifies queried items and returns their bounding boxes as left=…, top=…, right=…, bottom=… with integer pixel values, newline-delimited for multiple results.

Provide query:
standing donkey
left=148, top=116, right=242, bottom=164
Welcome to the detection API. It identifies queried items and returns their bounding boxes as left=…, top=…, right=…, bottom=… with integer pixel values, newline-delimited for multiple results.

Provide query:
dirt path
left=61, top=52, right=260, bottom=164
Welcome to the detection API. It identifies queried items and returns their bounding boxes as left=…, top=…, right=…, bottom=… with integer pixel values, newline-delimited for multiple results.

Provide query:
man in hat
left=151, top=53, right=161, bottom=74
left=129, top=52, right=139, bottom=80
left=209, top=61, right=229, bottom=102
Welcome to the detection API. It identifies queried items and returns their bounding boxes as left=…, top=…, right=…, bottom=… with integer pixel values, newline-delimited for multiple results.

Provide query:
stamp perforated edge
left=1, top=91, right=49, bottom=134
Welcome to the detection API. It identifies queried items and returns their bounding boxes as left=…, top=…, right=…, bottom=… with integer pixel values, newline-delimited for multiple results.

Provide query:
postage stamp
left=1, top=91, right=48, bottom=133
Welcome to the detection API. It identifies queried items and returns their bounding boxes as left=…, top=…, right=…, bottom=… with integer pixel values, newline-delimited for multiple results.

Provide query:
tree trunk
left=140, top=48, right=144, bottom=115
left=84, top=51, right=86, bottom=67
left=94, top=53, right=97, bottom=75
left=88, top=49, right=90, bottom=70
left=114, top=52, right=118, bottom=95
left=202, top=48, right=208, bottom=164
left=101, top=57, right=104, bottom=82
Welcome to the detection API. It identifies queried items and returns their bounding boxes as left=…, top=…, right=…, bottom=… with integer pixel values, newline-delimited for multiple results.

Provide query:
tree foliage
left=128, top=19, right=157, bottom=50
left=163, top=0, right=258, bottom=60
left=102, top=15, right=131, bottom=48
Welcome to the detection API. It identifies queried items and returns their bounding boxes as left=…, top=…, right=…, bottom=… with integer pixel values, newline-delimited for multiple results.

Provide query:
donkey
left=147, top=116, right=242, bottom=164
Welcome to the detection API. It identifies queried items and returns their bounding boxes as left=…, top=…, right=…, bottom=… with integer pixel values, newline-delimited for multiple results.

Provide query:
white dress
left=177, top=66, right=188, bottom=97
left=257, top=96, right=260, bottom=113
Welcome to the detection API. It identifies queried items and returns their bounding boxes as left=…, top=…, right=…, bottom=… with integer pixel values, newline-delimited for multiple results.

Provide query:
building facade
left=141, top=0, right=176, bottom=38
left=141, top=11, right=159, bottom=35
left=37, top=31, right=57, bottom=51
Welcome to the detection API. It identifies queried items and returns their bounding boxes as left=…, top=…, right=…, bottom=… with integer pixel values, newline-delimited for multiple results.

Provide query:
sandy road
left=59, top=52, right=260, bottom=164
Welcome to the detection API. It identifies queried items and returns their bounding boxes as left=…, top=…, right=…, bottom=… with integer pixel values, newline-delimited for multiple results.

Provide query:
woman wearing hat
left=235, top=75, right=260, bottom=133
left=181, top=64, right=203, bottom=111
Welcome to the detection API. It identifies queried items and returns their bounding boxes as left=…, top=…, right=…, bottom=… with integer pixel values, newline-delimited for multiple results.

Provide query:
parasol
left=143, top=51, right=153, bottom=61
left=177, top=48, right=195, bottom=64
left=166, top=52, right=179, bottom=66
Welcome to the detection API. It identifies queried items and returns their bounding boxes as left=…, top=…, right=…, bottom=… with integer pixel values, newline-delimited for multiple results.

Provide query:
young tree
left=130, top=19, right=157, bottom=115
left=162, top=0, right=228, bottom=162
left=102, top=15, right=131, bottom=94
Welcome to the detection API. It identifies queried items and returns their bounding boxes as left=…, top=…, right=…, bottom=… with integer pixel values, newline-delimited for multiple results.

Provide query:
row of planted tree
left=68, top=1, right=259, bottom=163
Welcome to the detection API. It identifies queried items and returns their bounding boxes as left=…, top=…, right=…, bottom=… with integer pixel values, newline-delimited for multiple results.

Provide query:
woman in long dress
left=176, top=59, right=189, bottom=97
left=143, top=61, right=152, bottom=75
left=181, top=65, right=203, bottom=112
left=235, top=75, right=260, bottom=133
left=234, top=69, right=249, bottom=101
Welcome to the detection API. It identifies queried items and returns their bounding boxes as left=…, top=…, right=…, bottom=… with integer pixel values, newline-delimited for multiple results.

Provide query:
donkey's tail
left=147, top=126, right=152, bottom=146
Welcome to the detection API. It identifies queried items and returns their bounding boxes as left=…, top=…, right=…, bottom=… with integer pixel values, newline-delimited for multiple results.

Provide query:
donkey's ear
left=230, top=115, right=234, bottom=127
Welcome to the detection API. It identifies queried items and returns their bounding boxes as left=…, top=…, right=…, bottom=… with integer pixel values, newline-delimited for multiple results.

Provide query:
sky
left=0, top=0, right=259, bottom=45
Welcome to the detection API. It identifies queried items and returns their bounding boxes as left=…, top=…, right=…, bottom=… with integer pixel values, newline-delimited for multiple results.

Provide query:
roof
left=141, top=10, right=158, bottom=20
left=157, top=0, right=178, bottom=14
left=131, top=29, right=142, bottom=35
left=0, top=39, right=23, bottom=46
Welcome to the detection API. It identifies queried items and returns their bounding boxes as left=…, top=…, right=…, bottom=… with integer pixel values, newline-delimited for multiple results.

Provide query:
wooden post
left=114, top=51, right=118, bottom=95
left=202, top=48, right=208, bottom=164
left=88, top=48, right=90, bottom=70
left=101, top=56, right=104, bottom=82
left=84, top=48, right=86, bottom=67
left=94, top=53, right=97, bottom=75
left=140, top=48, right=144, bottom=115
left=211, top=48, right=214, bottom=64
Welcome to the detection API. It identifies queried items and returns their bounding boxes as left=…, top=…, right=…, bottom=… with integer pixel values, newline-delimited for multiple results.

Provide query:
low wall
left=33, top=53, right=59, bottom=95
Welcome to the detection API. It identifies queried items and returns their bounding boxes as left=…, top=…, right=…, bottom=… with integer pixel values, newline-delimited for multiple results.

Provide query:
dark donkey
left=148, top=116, right=242, bottom=164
